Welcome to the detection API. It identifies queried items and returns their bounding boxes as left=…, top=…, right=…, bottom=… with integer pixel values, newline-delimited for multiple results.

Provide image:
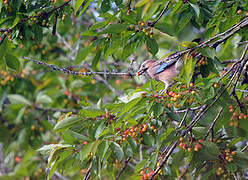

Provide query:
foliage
left=0, top=0, right=248, bottom=179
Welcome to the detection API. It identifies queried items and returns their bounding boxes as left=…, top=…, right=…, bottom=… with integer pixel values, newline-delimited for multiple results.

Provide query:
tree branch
left=150, top=1, right=170, bottom=27
left=203, top=107, right=223, bottom=140
left=22, top=56, right=135, bottom=77
left=115, top=157, right=131, bottom=180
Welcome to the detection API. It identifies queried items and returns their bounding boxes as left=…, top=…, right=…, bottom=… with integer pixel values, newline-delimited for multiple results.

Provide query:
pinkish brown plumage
left=137, top=56, right=183, bottom=92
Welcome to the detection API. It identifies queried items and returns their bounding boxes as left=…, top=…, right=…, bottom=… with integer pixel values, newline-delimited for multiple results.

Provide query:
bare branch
left=56, top=32, right=74, bottom=52
left=83, top=162, right=92, bottom=180
left=115, top=157, right=131, bottom=180
left=22, top=56, right=135, bottom=77
left=34, top=105, right=80, bottom=114
left=150, top=1, right=170, bottom=27
left=203, top=107, right=223, bottom=140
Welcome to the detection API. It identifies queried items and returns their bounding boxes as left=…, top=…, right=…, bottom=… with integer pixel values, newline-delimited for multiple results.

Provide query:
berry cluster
left=147, top=83, right=197, bottom=109
left=140, top=169, right=154, bottom=180
left=216, top=149, right=236, bottom=178
left=118, top=123, right=157, bottom=142
left=179, top=137, right=203, bottom=152
left=138, top=21, right=154, bottom=38
left=229, top=105, right=248, bottom=127
left=237, top=9, right=248, bottom=16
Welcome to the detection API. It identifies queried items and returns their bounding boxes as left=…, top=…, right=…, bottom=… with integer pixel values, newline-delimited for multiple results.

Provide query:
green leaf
left=112, top=142, right=124, bottom=161
left=184, top=56, right=196, bottom=87
left=78, top=0, right=93, bottom=16
left=233, top=151, right=248, bottom=167
left=127, top=136, right=137, bottom=150
left=4, top=53, right=20, bottom=71
left=135, top=0, right=150, bottom=7
left=125, top=143, right=133, bottom=157
left=95, top=122, right=106, bottom=140
left=178, top=12, right=193, bottom=33
left=7, top=94, right=31, bottom=106
left=79, top=107, right=105, bottom=118
left=54, top=116, right=81, bottom=130
left=97, top=141, right=109, bottom=161
left=143, top=133, right=155, bottom=146
left=37, top=144, right=72, bottom=152
left=12, top=15, right=20, bottom=28
left=119, top=97, right=142, bottom=116
left=36, top=94, right=53, bottom=104
left=197, top=141, right=220, bottom=160
left=189, top=2, right=200, bottom=18
left=145, top=36, right=158, bottom=56
left=79, top=142, right=94, bottom=161
left=75, top=0, right=86, bottom=13
left=101, top=0, right=111, bottom=13
left=92, top=50, right=101, bottom=71
left=89, top=21, right=108, bottom=31
left=75, top=46, right=93, bottom=64
left=134, top=160, right=146, bottom=173
left=226, top=163, right=237, bottom=173
left=181, top=41, right=198, bottom=48
left=70, top=130, right=90, bottom=141
left=101, top=24, right=127, bottom=34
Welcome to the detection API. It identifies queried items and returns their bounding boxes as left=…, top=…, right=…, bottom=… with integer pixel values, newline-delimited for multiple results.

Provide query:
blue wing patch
left=155, top=62, right=170, bottom=74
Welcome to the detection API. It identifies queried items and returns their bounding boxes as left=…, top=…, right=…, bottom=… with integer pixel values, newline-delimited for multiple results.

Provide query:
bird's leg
left=159, top=82, right=169, bottom=95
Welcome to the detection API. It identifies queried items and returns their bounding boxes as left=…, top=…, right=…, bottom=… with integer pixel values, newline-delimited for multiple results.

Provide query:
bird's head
left=137, top=60, right=156, bottom=76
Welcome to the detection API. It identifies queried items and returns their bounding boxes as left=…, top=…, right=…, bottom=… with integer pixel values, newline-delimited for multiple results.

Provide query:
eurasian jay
left=137, top=51, right=185, bottom=92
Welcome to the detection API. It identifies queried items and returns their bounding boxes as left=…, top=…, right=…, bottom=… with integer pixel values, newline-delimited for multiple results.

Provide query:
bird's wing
left=155, top=61, right=174, bottom=74
left=154, top=53, right=182, bottom=74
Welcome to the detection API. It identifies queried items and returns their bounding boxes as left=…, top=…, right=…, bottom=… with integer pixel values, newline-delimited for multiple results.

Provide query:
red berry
left=83, top=141, right=88, bottom=145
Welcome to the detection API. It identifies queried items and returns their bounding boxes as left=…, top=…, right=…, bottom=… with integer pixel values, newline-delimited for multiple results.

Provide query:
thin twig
left=115, top=157, right=131, bottom=180
left=209, top=17, right=248, bottom=48
left=170, top=106, right=201, bottom=113
left=179, top=163, right=190, bottom=180
left=54, top=171, right=69, bottom=180
left=150, top=140, right=179, bottom=179
left=150, top=1, right=170, bottom=27
left=236, top=89, right=248, bottom=93
left=56, top=32, right=74, bottom=52
left=22, top=56, right=135, bottom=76
left=230, top=45, right=248, bottom=110
left=83, top=162, right=92, bottom=180
left=241, top=144, right=248, bottom=152
left=203, top=107, right=223, bottom=140
left=178, top=108, right=189, bottom=128
left=35, top=105, right=80, bottom=113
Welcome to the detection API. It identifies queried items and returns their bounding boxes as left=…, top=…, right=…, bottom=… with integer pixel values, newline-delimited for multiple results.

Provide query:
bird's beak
left=137, top=68, right=147, bottom=76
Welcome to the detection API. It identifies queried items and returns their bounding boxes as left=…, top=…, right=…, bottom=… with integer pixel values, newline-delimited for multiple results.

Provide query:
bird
left=137, top=51, right=186, bottom=93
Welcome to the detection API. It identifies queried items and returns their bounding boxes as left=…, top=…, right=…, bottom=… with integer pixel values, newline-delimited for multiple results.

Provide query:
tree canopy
left=0, top=0, right=248, bottom=179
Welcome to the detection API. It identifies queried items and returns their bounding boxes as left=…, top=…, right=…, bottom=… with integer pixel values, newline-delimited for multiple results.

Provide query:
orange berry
left=115, top=79, right=121, bottom=85
left=231, top=151, right=236, bottom=155
left=190, top=82, right=194, bottom=87
left=64, top=90, right=70, bottom=96
left=168, top=91, right=174, bottom=96
left=140, top=170, right=145, bottom=175
left=105, top=111, right=109, bottom=118
left=15, top=156, right=21, bottom=163
left=237, top=10, right=242, bottom=14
